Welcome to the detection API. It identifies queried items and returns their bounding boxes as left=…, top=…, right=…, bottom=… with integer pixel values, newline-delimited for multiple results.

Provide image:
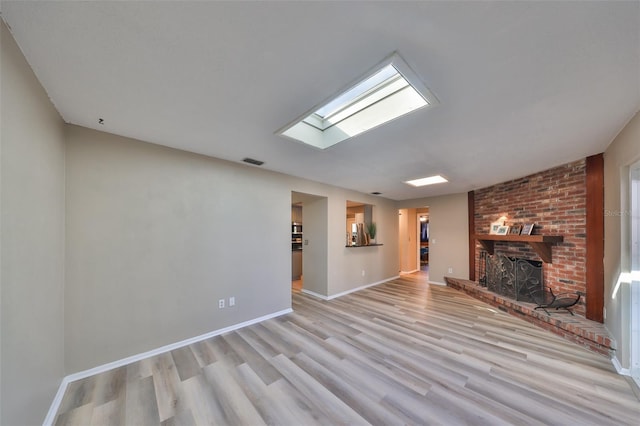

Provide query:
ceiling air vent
left=242, top=158, right=264, bottom=166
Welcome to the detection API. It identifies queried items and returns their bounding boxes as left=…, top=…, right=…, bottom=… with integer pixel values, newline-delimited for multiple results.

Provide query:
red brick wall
left=474, top=159, right=586, bottom=315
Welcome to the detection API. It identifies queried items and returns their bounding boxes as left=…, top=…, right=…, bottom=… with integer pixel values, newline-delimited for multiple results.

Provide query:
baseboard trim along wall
left=43, top=308, right=293, bottom=426
left=611, top=355, right=631, bottom=377
left=429, top=280, right=447, bottom=286
left=300, top=289, right=331, bottom=300
left=301, top=276, right=400, bottom=301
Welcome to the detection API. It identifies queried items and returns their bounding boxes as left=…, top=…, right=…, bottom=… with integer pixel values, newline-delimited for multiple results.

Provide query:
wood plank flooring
left=55, top=274, right=640, bottom=425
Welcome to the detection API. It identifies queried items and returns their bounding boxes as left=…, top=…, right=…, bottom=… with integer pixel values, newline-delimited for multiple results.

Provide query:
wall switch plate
left=362, top=270, right=365, bottom=277
left=448, top=267, right=453, bottom=274
left=229, top=296, right=235, bottom=307
left=218, top=299, right=225, bottom=309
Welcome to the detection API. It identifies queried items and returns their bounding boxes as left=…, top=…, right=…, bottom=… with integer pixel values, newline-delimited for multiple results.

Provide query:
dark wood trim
left=468, top=191, right=476, bottom=281
left=473, top=234, right=563, bottom=263
left=586, top=153, right=605, bottom=322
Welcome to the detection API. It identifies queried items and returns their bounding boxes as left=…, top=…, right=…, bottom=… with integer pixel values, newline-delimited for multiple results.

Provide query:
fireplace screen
left=485, top=255, right=543, bottom=303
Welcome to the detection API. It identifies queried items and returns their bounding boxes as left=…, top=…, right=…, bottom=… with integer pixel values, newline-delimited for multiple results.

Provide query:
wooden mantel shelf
left=473, top=234, right=563, bottom=263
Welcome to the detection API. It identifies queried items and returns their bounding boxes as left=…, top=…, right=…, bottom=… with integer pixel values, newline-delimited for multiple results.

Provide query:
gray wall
left=329, top=193, right=399, bottom=295
left=65, top=126, right=293, bottom=372
left=397, top=193, right=469, bottom=284
left=298, top=195, right=328, bottom=296
left=1, top=21, right=66, bottom=425
left=604, top=110, right=640, bottom=371
left=289, top=184, right=399, bottom=298
left=65, top=126, right=401, bottom=373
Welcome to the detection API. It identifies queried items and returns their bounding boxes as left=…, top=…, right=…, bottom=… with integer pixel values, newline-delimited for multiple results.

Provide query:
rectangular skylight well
left=277, top=52, right=438, bottom=150
left=405, top=175, right=448, bottom=187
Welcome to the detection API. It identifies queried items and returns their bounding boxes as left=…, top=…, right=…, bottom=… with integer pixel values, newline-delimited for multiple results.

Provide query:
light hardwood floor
left=55, top=273, right=640, bottom=425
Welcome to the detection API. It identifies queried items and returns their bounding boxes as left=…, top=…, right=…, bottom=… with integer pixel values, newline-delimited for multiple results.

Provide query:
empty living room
left=2, top=1, right=639, bottom=425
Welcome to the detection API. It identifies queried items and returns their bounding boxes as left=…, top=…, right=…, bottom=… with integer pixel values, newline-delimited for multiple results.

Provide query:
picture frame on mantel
left=509, top=225, right=522, bottom=235
left=489, top=220, right=503, bottom=234
left=521, top=223, right=534, bottom=235
left=495, top=225, right=509, bottom=235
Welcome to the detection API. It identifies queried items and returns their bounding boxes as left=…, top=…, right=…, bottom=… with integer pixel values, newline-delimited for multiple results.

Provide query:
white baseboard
left=327, top=276, right=400, bottom=300
left=43, top=308, right=292, bottom=426
left=300, top=288, right=330, bottom=300
left=429, top=280, right=447, bottom=286
left=400, top=269, right=419, bottom=275
left=43, top=376, right=70, bottom=426
left=301, top=275, right=401, bottom=301
left=611, top=355, right=631, bottom=376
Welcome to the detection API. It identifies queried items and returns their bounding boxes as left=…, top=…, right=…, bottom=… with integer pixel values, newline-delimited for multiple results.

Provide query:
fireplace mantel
left=473, top=234, right=563, bottom=263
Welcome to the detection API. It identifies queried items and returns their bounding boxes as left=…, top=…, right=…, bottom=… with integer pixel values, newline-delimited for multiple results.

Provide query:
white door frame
left=630, top=161, right=640, bottom=385
left=416, top=213, right=422, bottom=269
left=417, top=212, right=429, bottom=270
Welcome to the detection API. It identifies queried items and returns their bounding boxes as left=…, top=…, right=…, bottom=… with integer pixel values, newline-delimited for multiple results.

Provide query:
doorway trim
left=630, top=161, right=640, bottom=385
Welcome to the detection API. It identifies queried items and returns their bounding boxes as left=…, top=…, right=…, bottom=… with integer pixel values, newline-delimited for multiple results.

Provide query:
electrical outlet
left=218, top=299, right=225, bottom=309
left=448, top=267, right=453, bottom=274
left=229, top=296, right=235, bottom=307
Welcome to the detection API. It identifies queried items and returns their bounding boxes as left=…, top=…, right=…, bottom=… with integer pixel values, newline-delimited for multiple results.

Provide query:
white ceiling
left=2, top=1, right=639, bottom=200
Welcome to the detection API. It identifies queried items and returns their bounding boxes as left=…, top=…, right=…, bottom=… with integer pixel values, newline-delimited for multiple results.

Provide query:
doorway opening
left=291, top=201, right=303, bottom=293
left=417, top=209, right=429, bottom=273
left=291, top=191, right=329, bottom=299
left=397, top=207, right=428, bottom=279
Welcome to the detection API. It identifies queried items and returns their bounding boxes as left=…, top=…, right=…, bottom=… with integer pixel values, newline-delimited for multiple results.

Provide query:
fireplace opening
left=483, top=254, right=543, bottom=303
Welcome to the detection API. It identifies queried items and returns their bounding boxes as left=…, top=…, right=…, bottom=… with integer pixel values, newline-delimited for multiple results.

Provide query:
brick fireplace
left=454, top=155, right=608, bottom=353
left=472, top=159, right=588, bottom=316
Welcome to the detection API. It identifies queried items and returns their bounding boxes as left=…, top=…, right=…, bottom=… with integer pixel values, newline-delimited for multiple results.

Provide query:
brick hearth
left=445, top=277, right=615, bottom=357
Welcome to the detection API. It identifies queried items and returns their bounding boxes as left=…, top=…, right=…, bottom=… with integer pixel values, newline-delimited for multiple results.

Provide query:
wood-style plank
left=124, top=375, right=160, bottom=425
left=54, top=273, right=640, bottom=425
left=170, top=346, right=201, bottom=382
left=150, top=352, right=181, bottom=422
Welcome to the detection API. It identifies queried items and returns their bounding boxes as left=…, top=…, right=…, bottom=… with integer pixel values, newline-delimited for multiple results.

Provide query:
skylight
left=405, top=175, right=448, bottom=187
left=277, top=53, right=438, bottom=150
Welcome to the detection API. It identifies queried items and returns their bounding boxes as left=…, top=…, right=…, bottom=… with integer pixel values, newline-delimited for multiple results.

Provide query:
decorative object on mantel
left=509, top=225, right=522, bottom=235
left=521, top=223, right=534, bottom=235
left=495, top=225, right=509, bottom=235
